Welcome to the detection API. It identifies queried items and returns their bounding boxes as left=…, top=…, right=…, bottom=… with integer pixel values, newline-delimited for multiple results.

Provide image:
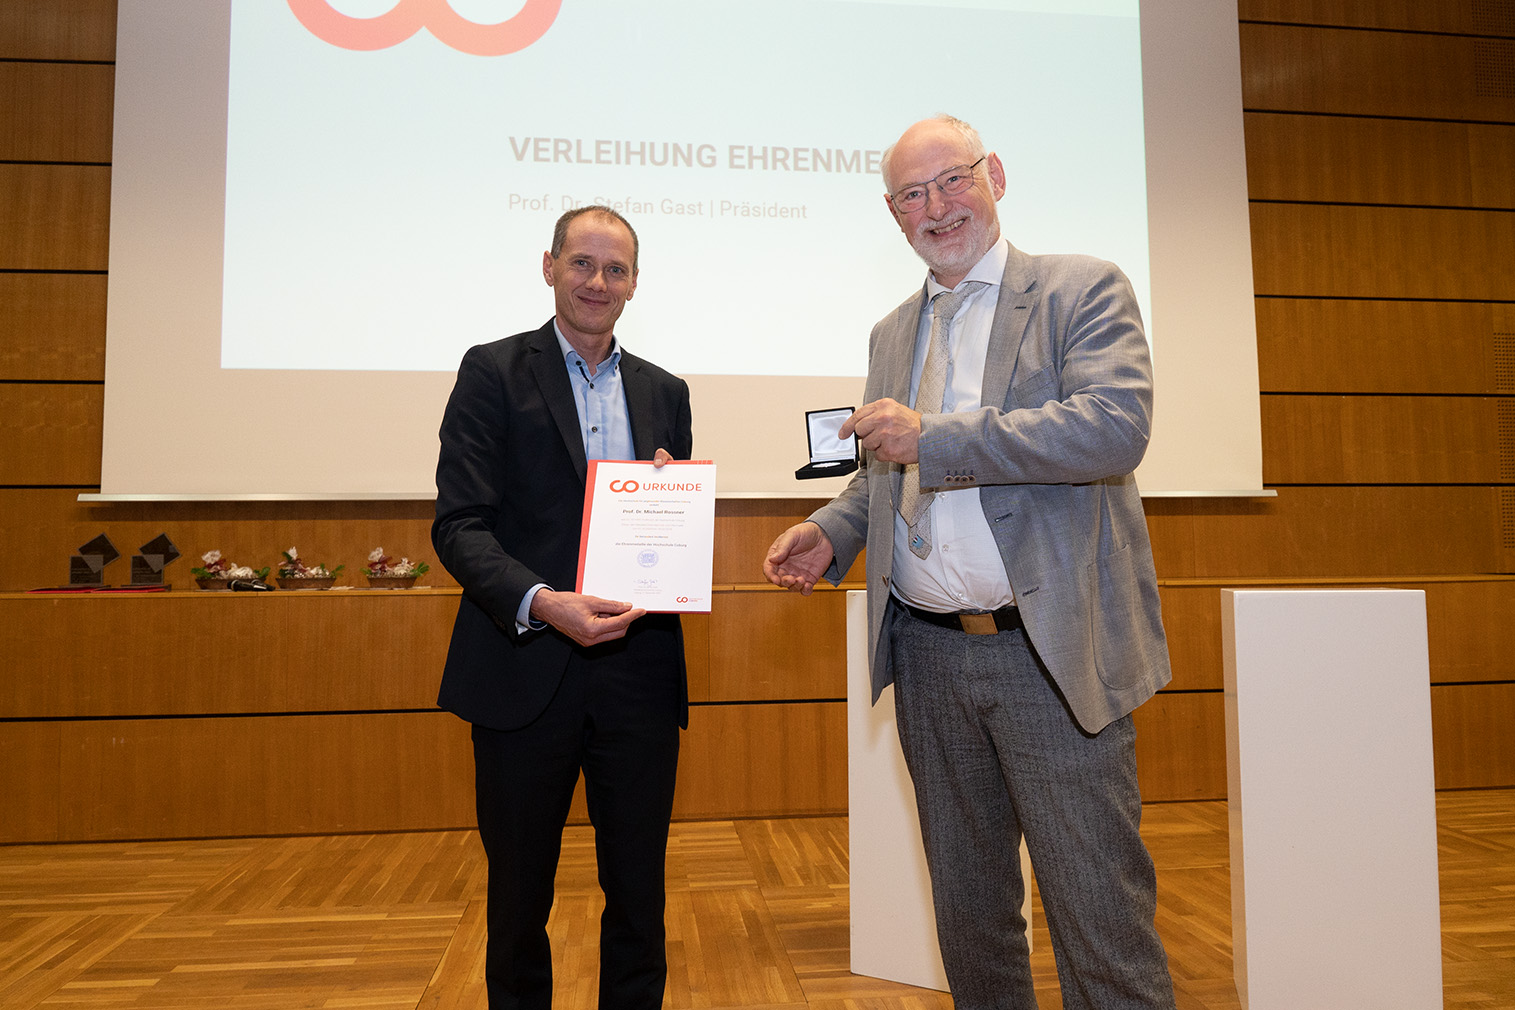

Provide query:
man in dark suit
left=765, top=116, right=1177, bottom=1008
left=433, top=205, right=692, bottom=1010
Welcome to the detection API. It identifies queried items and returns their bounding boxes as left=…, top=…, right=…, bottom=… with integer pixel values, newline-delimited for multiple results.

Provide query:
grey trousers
left=889, top=601, right=1176, bottom=1010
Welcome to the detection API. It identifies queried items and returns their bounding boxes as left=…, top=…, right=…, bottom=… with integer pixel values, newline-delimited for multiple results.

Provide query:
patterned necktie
left=900, top=282, right=986, bottom=559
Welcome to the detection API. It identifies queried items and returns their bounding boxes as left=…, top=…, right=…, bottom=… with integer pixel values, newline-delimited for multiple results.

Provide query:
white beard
left=908, top=212, right=994, bottom=282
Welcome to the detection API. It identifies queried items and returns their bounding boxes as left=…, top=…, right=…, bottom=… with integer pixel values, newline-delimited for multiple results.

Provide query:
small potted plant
left=275, top=547, right=343, bottom=590
left=364, top=548, right=430, bottom=589
left=191, top=550, right=270, bottom=590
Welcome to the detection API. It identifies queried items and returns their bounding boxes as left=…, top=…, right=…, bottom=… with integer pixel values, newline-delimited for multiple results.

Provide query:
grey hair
left=880, top=114, right=988, bottom=194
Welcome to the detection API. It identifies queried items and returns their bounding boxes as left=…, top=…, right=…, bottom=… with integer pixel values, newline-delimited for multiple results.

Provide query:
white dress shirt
left=890, top=238, right=1017, bottom=614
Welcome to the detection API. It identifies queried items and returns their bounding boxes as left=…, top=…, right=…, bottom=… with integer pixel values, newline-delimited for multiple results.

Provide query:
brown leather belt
left=896, top=599, right=1023, bottom=635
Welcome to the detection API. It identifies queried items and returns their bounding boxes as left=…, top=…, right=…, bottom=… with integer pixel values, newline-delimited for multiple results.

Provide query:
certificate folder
left=796, top=406, right=859, bottom=480
left=576, top=459, right=716, bottom=613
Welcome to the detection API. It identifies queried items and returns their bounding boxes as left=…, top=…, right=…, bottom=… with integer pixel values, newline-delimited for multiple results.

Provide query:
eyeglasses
left=887, top=157, right=986, bottom=213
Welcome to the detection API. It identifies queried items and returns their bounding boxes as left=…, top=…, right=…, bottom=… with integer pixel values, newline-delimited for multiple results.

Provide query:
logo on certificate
left=637, top=550, right=660, bottom=568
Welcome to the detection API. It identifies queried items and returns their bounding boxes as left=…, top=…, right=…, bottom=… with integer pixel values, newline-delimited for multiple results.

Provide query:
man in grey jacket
left=764, top=115, right=1177, bottom=1009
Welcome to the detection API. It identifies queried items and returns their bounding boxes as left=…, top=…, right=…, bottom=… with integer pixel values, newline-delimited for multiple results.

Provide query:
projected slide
left=219, top=0, right=1148, bottom=376
left=102, top=0, right=1261, bottom=498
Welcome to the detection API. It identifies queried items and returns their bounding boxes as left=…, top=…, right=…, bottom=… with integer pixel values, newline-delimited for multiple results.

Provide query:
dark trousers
left=471, top=647, right=681, bottom=1010
left=889, top=601, right=1176, bottom=1010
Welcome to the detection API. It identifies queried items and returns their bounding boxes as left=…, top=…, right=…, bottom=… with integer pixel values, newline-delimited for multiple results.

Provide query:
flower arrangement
left=363, top=548, right=429, bottom=579
left=278, top=547, right=343, bottom=580
left=191, top=550, right=270, bottom=583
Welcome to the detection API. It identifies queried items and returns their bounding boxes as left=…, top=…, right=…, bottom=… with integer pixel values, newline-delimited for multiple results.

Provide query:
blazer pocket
left=1009, top=364, right=1057, bottom=407
left=1088, top=543, right=1148, bottom=691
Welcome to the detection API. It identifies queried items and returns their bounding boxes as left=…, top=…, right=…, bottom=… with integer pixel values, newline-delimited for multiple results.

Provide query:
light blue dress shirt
left=556, top=325, right=636, bottom=464
left=516, top=324, right=637, bottom=630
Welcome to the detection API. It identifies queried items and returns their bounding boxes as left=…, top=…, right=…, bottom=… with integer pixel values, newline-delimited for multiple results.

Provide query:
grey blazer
left=809, top=241, right=1171, bottom=734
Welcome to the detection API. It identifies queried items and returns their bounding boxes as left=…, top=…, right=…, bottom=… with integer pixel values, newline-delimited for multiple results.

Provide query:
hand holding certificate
left=575, top=460, right=716, bottom=613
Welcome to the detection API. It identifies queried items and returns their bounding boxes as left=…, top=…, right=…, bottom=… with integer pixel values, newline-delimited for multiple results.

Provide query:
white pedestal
left=846, top=591, right=1031, bottom=989
left=1222, top=589, right=1442, bottom=1010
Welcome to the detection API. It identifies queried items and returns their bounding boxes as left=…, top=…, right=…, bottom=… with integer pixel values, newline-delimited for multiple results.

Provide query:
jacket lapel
left=884, top=291, right=925, bottom=407
left=982, top=242, right=1038, bottom=410
left=882, top=290, right=926, bottom=508
left=525, top=321, right=589, bottom=482
left=620, top=352, right=656, bottom=460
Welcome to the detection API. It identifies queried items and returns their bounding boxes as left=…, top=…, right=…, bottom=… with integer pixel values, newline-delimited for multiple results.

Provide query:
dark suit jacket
left=432, top=320, right=693, bottom=732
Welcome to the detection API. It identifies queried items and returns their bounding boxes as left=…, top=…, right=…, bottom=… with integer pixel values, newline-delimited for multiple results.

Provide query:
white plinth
left=846, top=591, right=1031, bottom=989
left=1222, top=589, right=1442, bottom=1010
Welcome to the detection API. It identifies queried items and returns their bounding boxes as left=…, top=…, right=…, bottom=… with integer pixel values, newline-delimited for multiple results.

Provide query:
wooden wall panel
left=0, top=591, right=718, bottom=719
left=0, top=61, right=114, bottom=162
left=0, top=721, right=61, bottom=843
left=1143, top=507, right=1198, bottom=582
left=0, top=164, right=110, bottom=269
left=1499, top=489, right=1515, bottom=584
left=676, top=702, right=846, bottom=819
left=713, top=498, right=840, bottom=585
left=0, top=591, right=456, bottom=717
left=0, top=0, right=116, bottom=61
left=1240, top=22, right=1515, bottom=121
left=588, top=701, right=848, bottom=824
left=1255, top=299, right=1504, bottom=394
left=1157, top=586, right=1226, bottom=693
left=682, top=611, right=711, bottom=704
left=1261, top=395, right=1507, bottom=484
left=0, top=382, right=102, bottom=485
left=1244, top=113, right=1515, bottom=208
left=53, top=711, right=477, bottom=841
left=1470, top=124, right=1515, bottom=206
left=0, top=273, right=107, bottom=380
left=1250, top=203, right=1515, bottom=300
left=1146, top=486, right=1506, bottom=578
left=1431, top=683, right=1515, bottom=789
left=0, top=700, right=852, bottom=842
left=9, top=644, right=1504, bottom=843
left=1132, top=692, right=1226, bottom=802
left=1258, top=487, right=1506, bottom=574
left=1239, top=0, right=1515, bottom=35
left=1426, top=579, right=1515, bottom=684
left=706, top=588, right=847, bottom=702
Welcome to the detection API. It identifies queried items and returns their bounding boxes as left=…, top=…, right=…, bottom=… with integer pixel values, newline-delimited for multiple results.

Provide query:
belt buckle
left=959, top=611, right=998, bottom=635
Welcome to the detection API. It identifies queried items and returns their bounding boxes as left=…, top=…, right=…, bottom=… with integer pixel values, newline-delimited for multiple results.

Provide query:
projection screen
left=93, top=0, right=1263, bottom=499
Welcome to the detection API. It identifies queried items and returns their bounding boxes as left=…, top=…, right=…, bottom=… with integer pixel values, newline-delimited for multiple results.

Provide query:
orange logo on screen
left=287, top=0, right=561, bottom=57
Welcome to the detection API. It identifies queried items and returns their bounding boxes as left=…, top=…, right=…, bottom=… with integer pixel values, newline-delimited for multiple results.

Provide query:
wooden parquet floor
left=1, top=790, right=1510, bottom=1010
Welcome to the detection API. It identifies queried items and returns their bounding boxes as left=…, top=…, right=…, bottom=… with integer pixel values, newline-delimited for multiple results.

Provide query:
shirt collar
left=553, top=321, right=621, bottom=374
left=923, top=236, right=1009, bottom=302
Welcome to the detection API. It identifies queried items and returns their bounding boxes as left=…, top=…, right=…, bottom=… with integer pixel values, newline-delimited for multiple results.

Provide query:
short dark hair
left=551, top=205, right=639, bottom=271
